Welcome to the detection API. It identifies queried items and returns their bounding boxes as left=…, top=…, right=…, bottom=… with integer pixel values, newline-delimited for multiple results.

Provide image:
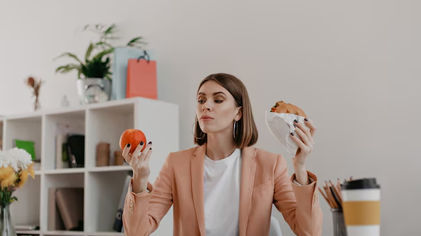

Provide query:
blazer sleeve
left=272, top=154, right=323, bottom=236
left=123, top=153, right=174, bottom=236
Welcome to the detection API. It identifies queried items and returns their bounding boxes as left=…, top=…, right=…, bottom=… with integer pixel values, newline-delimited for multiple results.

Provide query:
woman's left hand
left=290, top=118, right=317, bottom=169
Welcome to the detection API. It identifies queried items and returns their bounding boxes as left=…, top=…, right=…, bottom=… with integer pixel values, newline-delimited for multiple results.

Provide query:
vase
left=0, top=204, right=17, bottom=236
left=34, top=95, right=41, bottom=111
left=331, top=208, right=347, bottom=236
left=76, top=78, right=111, bottom=104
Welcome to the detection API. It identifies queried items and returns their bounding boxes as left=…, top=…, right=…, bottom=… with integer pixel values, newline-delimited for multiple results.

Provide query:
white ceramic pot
left=76, top=78, right=111, bottom=104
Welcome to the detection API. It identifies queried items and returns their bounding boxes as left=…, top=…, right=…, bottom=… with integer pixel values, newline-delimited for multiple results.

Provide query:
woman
left=122, top=73, right=323, bottom=236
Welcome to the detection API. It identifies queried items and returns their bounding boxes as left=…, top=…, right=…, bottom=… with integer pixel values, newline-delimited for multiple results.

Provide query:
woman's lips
left=201, top=116, right=214, bottom=120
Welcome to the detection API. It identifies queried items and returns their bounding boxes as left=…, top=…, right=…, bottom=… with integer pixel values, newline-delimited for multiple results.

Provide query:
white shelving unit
left=1, top=98, right=179, bottom=236
left=0, top=116, right=3, bottom=150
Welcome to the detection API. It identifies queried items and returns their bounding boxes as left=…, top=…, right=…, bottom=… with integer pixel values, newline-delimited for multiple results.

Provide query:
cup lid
left=341, top=178, right=380, bottom=190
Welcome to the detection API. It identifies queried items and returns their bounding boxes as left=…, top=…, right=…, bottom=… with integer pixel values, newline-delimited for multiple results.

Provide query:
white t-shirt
left=204, top=148, right=241, bottom=236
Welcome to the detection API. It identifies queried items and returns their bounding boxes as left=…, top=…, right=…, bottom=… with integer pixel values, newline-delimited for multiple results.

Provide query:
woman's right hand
left=122, top=141, right=153, bottom=191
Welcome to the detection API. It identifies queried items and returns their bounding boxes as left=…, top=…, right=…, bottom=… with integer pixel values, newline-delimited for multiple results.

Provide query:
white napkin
left=265, top=111, right=309, bottom=157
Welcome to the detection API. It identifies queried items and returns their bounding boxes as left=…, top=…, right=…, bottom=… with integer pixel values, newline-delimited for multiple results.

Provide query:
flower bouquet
left=0, top=148, right=35, bottom=235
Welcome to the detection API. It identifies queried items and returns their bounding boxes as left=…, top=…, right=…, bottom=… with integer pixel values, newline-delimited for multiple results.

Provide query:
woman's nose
left=203, top=105, right=211, bottom=111
left=202, top=101, right=212, bottom=111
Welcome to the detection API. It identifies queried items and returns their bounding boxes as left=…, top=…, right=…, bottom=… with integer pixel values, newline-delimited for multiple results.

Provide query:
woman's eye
left=215, top=100, right=223, bottom=103
left=198, top=99, right=205, bottom=104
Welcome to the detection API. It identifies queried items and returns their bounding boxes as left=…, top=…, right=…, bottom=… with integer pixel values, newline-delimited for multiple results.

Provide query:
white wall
left=1, top=0, right=420, bottom=235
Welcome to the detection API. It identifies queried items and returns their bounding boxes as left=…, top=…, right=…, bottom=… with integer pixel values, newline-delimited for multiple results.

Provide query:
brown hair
left=193, top=73, right=258, bottom=148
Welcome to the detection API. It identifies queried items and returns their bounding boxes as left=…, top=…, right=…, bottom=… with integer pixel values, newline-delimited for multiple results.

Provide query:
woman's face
left=196, top=81, right=242, bottom=135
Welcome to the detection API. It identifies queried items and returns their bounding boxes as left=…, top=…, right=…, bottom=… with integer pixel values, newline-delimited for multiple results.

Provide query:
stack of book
left=48, top=187, right=84, bottom=231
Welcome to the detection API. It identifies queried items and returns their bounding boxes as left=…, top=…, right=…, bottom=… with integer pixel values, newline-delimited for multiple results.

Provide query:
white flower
left=0, top=148, right=33, bottom=172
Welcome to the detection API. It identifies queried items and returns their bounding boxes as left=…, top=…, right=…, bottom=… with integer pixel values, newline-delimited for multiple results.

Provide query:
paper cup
left=341, top=178, right=381, bottom=236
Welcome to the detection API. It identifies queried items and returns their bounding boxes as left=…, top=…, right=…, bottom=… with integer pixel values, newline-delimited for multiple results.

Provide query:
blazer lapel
left=191, top=145, right=206, bottom=236
left=239, top=146, right=257, bottom=236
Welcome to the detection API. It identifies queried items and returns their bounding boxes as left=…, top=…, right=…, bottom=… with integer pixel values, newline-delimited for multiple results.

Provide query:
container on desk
left=331, top=208, right=347, bottom=236
left=341, top=178, right=381, bottom=236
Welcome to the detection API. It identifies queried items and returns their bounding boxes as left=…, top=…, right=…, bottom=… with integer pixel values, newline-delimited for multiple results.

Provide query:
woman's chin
left=199, top=126, right=214, bottom=134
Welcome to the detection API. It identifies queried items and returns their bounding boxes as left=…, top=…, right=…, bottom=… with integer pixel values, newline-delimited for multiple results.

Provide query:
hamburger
left=265, top=100, right=308, bottom=157
left=270, top=101, right=307, bottom=118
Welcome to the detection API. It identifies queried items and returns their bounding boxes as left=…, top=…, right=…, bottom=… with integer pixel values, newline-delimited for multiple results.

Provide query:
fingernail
left=140, top=141, right=144, bottom=145
left=294, top=119, right=298, bottom=123
left=290, top=132, right=294, bottom=136
left=304, top=118, right=308, bottom=122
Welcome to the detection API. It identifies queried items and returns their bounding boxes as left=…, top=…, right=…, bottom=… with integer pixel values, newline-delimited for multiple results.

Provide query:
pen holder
left=331, top=208, right=347, bottom=236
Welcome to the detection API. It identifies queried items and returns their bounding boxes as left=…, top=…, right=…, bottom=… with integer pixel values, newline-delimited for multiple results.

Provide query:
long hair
left=194, top=73, right=258, bottom=148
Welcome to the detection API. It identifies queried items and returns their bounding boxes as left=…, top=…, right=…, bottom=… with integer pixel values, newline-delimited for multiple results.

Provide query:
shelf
left=16, top=230, right=41, bottom=235
left=5, top=111, right=43, bottom=120
left=43, top=231, right=85, bottom=235
left=43, top=173, right=84, bottom=233
left=85, top=171, right=129, bottom=232
left=2, top=98, right=179, bottom=235
left=86, top=232, right=124, bottom=236
left=16, top=230, right=124, bottom=236
left=3, top=115, right=42, bottom=164
left=43, top=110, right=86, bottom=171
left=44, top=168, right=85, bottom=175
left=0, top=118, right=3, bottom=151
left=41, top=166, right=132, bottom=175
left=11, top=175, right=41, bottom=228
left=85, top=103, right=134, bottom=169
left=87, top=165, right=131, bottom=173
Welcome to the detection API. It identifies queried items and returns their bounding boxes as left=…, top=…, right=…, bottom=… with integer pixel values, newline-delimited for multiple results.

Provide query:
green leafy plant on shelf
left=55, top=24, right=147, bottom=80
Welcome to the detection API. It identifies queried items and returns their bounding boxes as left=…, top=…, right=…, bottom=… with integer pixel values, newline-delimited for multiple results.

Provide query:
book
left=66, top=134, right=85, bottom=168
left=14, top=139, right=36, bottom=160
left=66, top=143, right=77, bottom=168
left=55, top=188, right=84, bottom=231
left=48, top=188, right=65, bottom=230
left=55, top=134, right=65, bottom=169
left=113, top=173, right=132, bottom=232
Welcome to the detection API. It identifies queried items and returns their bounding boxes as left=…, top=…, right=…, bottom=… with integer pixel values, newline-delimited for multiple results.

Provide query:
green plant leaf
left=126, top=36, right=147, bottom=47
left=85, top=42, right=95, bottom=62
left=104, top=24, right=116, bottom=36
left=80, top=55, right=111, bottom=78
left=91, top=48, right=114, bottom=61
left=95, top=41, right=113, bottom=50
left=54, top=52, right=83, bottom=64
left=55, top=64, right=82, bottom=74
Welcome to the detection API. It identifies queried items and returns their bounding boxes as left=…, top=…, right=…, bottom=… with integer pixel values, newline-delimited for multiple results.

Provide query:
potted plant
left=55, top=24, right=147, bottom=104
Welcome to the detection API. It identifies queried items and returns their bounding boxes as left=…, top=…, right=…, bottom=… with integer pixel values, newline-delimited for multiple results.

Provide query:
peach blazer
left=123, top=145, right=323, bottom=236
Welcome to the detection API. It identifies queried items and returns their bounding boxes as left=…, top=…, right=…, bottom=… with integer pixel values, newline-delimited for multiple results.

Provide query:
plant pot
left=76, top=78, right=111, bottom=104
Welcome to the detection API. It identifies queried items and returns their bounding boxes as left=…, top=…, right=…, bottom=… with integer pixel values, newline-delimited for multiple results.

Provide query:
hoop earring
left=233, top=121, right=238, bottom=139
